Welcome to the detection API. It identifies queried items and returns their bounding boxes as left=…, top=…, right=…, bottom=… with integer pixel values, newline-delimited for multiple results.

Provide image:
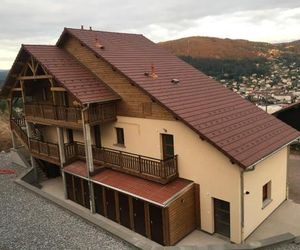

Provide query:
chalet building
left=1, top=27, right=300, bottom=245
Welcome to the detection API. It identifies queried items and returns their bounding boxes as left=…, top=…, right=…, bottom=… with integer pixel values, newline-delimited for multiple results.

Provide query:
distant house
left=0, top=27, right=299, bottom=245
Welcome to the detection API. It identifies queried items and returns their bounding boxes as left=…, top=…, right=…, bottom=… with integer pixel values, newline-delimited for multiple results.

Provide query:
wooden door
left=105, top=188, right=116, bottom=221
left=73, top=176, right=84, bottom=206
left=214, top=198, right=230, bottom=238
left=149, top=204, right=164, bottom=245
left=94, top=184, right=104, bottom=215
left=161, top=134, right=174, bottom=159
left=65, top=173, right=75, bottom=202
left=133, top=198, right=146, bottom=236
left=94, top=125, right=102, bottom=148
left=82, top=179, right=90, bottom=209
left=119, top=193, right=130, bottom=229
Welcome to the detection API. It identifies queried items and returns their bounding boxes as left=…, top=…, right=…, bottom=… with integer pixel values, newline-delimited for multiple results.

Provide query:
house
left=1, top=27, right=299, bottom=245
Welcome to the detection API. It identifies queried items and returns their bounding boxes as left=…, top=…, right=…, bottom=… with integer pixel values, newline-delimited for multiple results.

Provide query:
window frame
left=115, top=127, right=125, bottom=146
left=262, top=181, right=272, bottom=209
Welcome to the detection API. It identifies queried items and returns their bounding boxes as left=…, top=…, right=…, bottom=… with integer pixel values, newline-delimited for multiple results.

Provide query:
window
left=116, top=127, right=125, bottom=145
left=262, top=181, right=272, bottom=208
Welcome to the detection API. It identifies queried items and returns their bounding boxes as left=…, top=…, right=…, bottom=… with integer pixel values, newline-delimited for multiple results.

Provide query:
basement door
left=105, top=188, right=117, bottom=221
left=149, top=204, right=164, bottom=245
left=119, top=193, right=131, bottom=229
left=93, top=184, right=104, bottom=215
left=214, top=198, right=230, bottom=238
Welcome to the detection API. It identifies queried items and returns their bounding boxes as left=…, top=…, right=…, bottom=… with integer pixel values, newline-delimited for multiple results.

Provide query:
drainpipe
left=81, top=104, right=96, bottom=213
left=240, top=165, right=255, bottom=243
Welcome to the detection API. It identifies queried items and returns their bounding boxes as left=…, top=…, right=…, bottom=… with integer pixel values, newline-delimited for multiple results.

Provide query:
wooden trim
left=72, top=175, right=76, bottom=202
left=51, top=87, right=67, bottom=92
left=194, top=183, right=201, bottom=229
left=163, top=207, right=170, bottom=246
left=115, top=191, right=120, bottom=223
left=80, top=179, right=85, bottom=207
left=17, top=75, right=53, bottom=80
left=144, top=203, right=151, bottom=239
left=12, top=88, right=22, bottom=91
left=128, top=196, right=134, bottom=230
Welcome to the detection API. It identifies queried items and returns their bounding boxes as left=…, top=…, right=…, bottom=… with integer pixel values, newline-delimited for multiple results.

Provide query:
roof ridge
left=65, top=27, right=143, bottom=36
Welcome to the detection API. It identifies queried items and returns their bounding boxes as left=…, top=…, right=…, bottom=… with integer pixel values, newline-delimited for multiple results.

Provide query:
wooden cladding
left=65, top=173, right=90, bottom=209
left=24, top=101, right=117, bottom=128
left=64, top=141, right=178, bottom=184
left=29, top=138, right=60, bottom=165
left=63, top=37, right=174, bottom=120
left=85, top=181, right=197, bottom=246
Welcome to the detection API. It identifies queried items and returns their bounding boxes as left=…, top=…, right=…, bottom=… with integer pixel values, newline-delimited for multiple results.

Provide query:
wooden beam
left=12, top=88, right=22, bottom=91
left=51, top=87, right=66, bottom=92
left=144, top=203, right=151, bottom=239
left=17, top=75, right=53, bottom=80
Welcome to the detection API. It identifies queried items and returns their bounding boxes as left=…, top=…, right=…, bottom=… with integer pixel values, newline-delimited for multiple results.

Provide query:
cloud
left=1, top=0, right=300, bottom=68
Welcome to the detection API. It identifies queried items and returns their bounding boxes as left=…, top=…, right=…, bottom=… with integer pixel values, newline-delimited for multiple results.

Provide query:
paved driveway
left=288, top=154, right=300, bottom=204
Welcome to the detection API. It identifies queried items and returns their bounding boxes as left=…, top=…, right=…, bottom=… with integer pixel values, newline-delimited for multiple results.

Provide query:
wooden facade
left=62, top=37, right=175, bottom=121
left=65, top=172, right=197, bottom=246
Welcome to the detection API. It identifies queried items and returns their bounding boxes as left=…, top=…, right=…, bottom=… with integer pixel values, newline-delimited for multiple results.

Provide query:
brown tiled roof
left=0, top=45, right=119, bottom=104
left=64, top=161, right=193, bottom=206
left=58, top=28, right=300, bottom=168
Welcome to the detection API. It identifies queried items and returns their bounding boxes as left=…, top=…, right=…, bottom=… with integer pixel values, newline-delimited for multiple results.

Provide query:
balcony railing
left=64, top=141, right=178, bottom=184
left=29, top=138, right=60, bottom=165
left=11, top=117, right=28, bottom=146
left=24, top=102, right=117, bottom=127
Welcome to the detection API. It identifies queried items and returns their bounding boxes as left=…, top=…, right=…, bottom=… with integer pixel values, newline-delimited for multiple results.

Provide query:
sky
left=1, top=0, right=300, bottom=69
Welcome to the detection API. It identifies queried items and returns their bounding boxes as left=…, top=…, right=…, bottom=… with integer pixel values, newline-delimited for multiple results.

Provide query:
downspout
left=81, top=103, right=96, bottom=213
left=240, top=165, right=256, bottom=243
left=81, top=103, right=90, bottom=178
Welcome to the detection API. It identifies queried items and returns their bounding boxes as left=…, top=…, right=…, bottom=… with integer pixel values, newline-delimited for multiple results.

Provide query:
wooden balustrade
left=29, top=138, right=60, bottom=164
left=24, top=102, right=117, bottom=127
left=64, top=141, right=178, bottom=183
left=10, top=117, right=28, bottom=146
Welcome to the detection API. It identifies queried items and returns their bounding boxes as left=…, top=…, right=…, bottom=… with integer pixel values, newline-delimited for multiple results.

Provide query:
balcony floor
left=64, top=160, right=193, bottom=206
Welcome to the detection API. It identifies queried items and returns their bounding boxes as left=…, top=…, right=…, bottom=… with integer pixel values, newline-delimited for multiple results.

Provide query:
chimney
left=150, top=63, right=158, bottom=79
left=89, top=26, right=92, bottom=31
left=95, top=36, right=104, bottom=49
left=81, top=25, right=84, bottom=30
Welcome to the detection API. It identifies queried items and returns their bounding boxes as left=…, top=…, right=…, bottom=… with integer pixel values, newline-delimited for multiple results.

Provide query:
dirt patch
left=0, top=113, right=12, bottom=151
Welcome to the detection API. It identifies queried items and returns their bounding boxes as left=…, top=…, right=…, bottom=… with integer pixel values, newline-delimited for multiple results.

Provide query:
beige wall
left=100, top=116, right=242, bottom=243
left=243, top=147, right=288, bottom=239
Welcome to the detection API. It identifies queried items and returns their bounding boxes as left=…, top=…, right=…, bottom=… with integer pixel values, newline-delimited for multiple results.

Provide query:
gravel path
left=0, top=152, right=135, bottom=250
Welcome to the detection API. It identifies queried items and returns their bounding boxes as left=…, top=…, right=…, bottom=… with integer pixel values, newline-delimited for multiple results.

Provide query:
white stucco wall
left=243, top=146, right=288, bottom=239
left=100, top=116, right=242, bottom=243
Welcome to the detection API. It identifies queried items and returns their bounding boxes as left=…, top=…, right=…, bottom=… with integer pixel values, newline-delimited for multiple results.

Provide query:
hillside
left=159, top=37, right=300, bottom=59
left=0, top=70, right=8, bottom=88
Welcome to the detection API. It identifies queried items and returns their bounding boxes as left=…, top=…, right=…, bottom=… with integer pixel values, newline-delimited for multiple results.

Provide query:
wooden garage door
left=105, top=188, right=116, bottom=221
left=93, top=184, right=105, bottom=215
left=133, top=198, right=146, bottom=236
left=149, top=204, right=164, bottom=245
left=119, top=193, right=131, bottom=229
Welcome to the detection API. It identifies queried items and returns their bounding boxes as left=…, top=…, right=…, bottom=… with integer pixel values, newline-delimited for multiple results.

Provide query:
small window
left=116, top=127, right=125, bottom=145
left=262, top=181, right=272, bottom=208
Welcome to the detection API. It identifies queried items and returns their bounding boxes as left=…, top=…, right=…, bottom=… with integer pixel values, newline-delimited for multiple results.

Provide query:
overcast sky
left=1, top=0, right=300, bottom=69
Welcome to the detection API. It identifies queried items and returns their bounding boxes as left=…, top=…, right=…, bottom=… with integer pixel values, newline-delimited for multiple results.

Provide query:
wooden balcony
left=29, top=138, right=60, bottom=165
left=64, top=141, right=178, bottom=184
left=24, top=102, right=117, bottom=129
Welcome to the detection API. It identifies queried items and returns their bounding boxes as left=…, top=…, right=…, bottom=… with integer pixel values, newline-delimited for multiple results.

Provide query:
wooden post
left=128, top=196, right=134, bottom=230
left=115, top=191, right=120, bottom=223
left=88, top=181, right=96, bottom=213
left=56, top=127, right=65, bottom=165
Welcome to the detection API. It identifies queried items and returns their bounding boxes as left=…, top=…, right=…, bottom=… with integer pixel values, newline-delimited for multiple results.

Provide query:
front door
left=214, top=198, right=230, bottom=238
left=149, top=204, right=164, bottom=245
left=133, top=198, right=146, bottom=236
left=161, top=134, right=174, bottom=159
